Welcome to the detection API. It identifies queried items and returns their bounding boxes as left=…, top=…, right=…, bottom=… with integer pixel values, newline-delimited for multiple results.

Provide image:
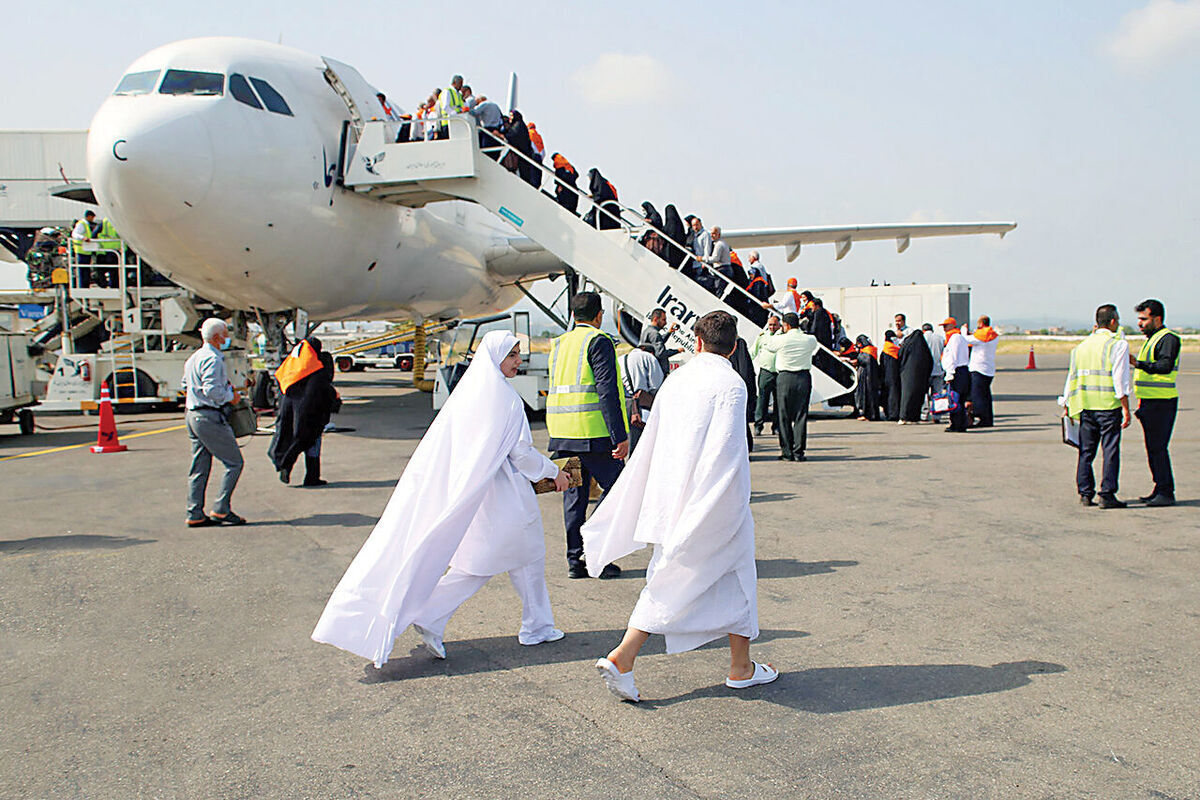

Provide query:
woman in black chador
left=879, top=330, right=902, bottom=422
left=661, top=204, right=688, bottom=268
left=584, top=168, right=621, bottom=229
left=898, top=328, right=933, bottom=423
left=272, top=341, right=339, bottom=485
left=852, top=335, right=881, bottom=421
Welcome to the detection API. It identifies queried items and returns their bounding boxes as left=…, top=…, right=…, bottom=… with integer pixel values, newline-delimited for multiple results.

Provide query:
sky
left=4, top=0, right=1198, bottom=326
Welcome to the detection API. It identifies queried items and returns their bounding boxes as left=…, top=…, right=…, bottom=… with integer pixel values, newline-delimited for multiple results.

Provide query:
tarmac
left=1, top=353, right=1197, bottom=800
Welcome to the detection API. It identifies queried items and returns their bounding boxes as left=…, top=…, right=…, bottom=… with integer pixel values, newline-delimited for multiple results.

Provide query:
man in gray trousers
left=183, top=318, right=247, bottom=527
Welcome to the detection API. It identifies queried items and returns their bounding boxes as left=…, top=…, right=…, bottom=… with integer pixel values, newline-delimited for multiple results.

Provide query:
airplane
left=83, top=37, right=1014, bottom=345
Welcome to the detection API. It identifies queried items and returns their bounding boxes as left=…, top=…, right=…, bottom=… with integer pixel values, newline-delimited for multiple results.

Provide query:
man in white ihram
left=584, top=310, right=778, bottom=702
left=312, top=331, right=570, bottom=666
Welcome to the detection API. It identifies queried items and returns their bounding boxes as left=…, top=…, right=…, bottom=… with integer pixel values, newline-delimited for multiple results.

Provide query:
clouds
left=1105, top=0, right=1200, bottom=69
left=570, top=53, right=672, bottom=106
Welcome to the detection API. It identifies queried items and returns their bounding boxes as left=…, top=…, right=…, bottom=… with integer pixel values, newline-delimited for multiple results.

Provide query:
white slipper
left=413, top=624, right=446, bottom=659
left=519, top=628, right=565, bottom=646
left=595, top=658, right=640, bottom=702
left=725, top=661, right=779, bottom=689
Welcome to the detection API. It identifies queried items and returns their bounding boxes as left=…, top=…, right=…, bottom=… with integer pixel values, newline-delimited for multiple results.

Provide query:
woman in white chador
left=583, top=311, right=779, bottom=702
left=312, top=331, right=569, bottom=666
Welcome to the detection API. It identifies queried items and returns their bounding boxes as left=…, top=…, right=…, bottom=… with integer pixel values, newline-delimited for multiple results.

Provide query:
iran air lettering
left=656, top=285, right=698, bottom=352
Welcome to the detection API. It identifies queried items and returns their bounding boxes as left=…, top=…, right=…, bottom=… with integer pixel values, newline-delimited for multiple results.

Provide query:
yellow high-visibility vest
left=97, top=218, right=122, bottom=253
left=546, top=325, right=629, bottom=440
left=1065, top=328, right=1122, bottom=418
left=437, top=85, right=465, bottom=127
left=70, top=219, right=92, bottom=254
left=1134, top=327, right=1179, bottom=400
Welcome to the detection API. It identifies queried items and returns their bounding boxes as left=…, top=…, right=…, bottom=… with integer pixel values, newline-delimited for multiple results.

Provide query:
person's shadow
left=755, top=558, right=858, bottom=578
left=642, top=660, right=1066, bottom=712
left=360, top=628, right=811, bottom=685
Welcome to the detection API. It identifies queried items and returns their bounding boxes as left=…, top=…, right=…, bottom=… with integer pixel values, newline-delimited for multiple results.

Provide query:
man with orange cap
left=762, top=278, right=803, bottom=318
left=940, top=318, right=971, bottom=432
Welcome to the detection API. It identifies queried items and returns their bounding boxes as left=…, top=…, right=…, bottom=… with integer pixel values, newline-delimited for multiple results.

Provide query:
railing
left=367, top=113, right=855, bottom=390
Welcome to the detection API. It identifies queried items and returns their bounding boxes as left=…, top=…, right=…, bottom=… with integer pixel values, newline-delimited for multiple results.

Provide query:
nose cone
left=88, top=100, right=215, bottom=225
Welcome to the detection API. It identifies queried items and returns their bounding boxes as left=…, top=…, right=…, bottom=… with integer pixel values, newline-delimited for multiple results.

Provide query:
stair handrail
left=402, top=116, right=855, bottom=391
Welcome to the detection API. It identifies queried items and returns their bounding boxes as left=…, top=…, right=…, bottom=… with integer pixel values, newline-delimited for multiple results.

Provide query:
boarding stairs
left=338, top=114, right=856, bottom=403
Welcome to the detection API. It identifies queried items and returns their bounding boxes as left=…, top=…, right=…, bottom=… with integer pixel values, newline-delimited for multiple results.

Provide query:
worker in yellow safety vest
left=1129, top=298, right=1181, bottom=506
left=546, top=291, right=629, bottom=579
left=70, top=210, right=97, bottom=287
left=435, top=75, right=466, bottom=139
left=1061, top=303, right=1132, bottom=508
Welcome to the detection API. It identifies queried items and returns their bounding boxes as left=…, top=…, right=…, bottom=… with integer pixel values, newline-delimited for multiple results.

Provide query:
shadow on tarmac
left=619, top=558, right=856, bottom=581
left=807, top=453, right=929, bottom=462
left=276, top=512, right=379, bottom=527
left=318, top=479, right=400, bottom=489
left=360, top=628, right=811, bottom=684
left=755, top=558, right=858, bottom=578
left=994, top=394, right=1060, bottom=403
left=641, top=659, right=1067, bottom=712
left=0, top=534, right=155, bottom=554
left=750, top=491, right=796, bottom=504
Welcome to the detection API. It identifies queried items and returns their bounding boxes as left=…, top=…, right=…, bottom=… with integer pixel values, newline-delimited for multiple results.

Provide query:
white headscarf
left=312, top=330, right=527, bottom=666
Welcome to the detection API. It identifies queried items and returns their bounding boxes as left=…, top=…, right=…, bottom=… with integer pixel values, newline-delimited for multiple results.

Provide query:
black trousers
left=1077, top=408, right=1123, bottom=497
left=560, top=449, right=624, bottom=566
left=970, top=372, right=994, bottom=427
left=948, top=367, right=971, bottom=431
left=755, top=369, right=777, bottom=428
left=776, top=369, right=812, bottom=459
left=1136, top=398, right=1177, bottom=498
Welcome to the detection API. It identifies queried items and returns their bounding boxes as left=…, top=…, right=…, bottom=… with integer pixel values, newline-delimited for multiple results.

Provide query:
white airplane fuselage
left=88, top=38, right=555, bottom=321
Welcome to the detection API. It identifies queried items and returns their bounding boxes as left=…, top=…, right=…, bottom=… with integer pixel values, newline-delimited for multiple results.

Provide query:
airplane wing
left=720, top=221, right=1016, bottom=262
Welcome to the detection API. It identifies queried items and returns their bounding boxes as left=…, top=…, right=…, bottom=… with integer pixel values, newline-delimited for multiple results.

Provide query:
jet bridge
left=339, top=115, right=858, bottom=403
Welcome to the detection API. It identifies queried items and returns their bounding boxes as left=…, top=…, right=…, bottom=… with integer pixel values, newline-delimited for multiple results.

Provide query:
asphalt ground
left=1, top=354, right=1197, bottom=799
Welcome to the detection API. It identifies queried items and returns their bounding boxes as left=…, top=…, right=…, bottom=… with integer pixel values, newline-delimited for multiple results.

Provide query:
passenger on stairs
left=640, top=201, right=663, bottom=229
left=551, top=153, right=580, bottom=213
left=527, top=123, right=546, bottom=171
left=469, top=96, right=506, bottom=154
left=502, top=110, right=540, bottom=188
left=584, top=168, right=621, bottom=229
left=684, top=216, right=716, bottom=291
left=746, top=251, right=774, bottom=301
left=661, top=205, right=689, bottom=269
left=762, top=276, right=803, bottom=317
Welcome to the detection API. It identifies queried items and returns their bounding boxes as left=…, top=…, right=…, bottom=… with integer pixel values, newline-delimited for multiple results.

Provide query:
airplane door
left=321, top=57, right=391, bottom=127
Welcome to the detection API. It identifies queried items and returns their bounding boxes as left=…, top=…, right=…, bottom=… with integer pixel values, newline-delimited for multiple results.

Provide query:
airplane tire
left=17, top=408, right=34, bottom=436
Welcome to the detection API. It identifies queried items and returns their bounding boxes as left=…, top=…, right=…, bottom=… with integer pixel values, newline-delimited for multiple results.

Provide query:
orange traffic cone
left=1025, top=345, right=1037, bottom=370
left=90, top=384, right=127, bottom=453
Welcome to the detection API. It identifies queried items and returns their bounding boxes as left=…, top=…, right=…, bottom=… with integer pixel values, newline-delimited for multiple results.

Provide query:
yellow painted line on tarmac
left=0, top=424, right=186, bottom=462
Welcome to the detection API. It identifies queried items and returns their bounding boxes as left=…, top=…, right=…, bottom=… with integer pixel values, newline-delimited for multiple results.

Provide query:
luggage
left=225, top=398, right=258, bottom=438
left=931, top=389, right=959, bottom=416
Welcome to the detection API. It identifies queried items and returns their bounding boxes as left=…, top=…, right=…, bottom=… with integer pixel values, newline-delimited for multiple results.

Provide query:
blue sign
left=498, top=206, right=524, bottom=227
left=18, top=304, right=49, bottom=320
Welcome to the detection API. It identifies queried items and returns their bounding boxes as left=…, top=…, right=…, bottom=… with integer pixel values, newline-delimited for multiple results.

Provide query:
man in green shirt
left=762, top=313, right=819, bottom=461
left=750, top=314, right=781, bottom=436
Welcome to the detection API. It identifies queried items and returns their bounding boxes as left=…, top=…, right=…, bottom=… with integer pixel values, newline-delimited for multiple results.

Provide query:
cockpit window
left=113, top=70, right=160, bottom=96
left=249, top=78, right=293, bottom=116
left=229, top=74, right=263, bottom=109
left=159, top=69, right=224, bottom=96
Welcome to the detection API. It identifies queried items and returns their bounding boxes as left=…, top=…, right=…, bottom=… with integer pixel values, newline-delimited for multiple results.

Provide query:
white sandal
left=595, top=658, right=640, bottom=702
left=725, top=661, right=779, bottom=689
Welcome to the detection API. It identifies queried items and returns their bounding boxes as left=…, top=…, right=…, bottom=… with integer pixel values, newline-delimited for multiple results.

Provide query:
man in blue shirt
left=181, top=318, right=246, bottom=527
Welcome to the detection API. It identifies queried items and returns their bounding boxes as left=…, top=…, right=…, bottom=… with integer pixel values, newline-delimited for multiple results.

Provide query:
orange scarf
left=275, top=340, right=323, bottom=394
left=972, top=326, right=999, bottom=343
left=862, top=345, right=878, bottom=358
left=944, top=329, right=959, bottom=345
left=882, top=342, right=899, bottom=359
